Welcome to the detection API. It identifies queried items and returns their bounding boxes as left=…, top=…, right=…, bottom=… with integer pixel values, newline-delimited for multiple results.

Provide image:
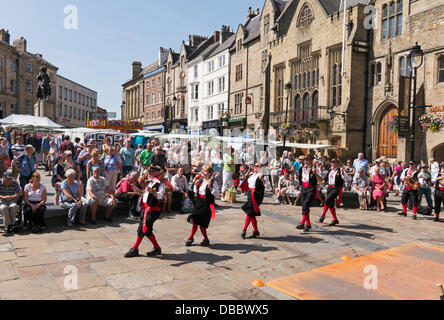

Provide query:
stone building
left=55, top=75, right=97, bottom=128
left=164, top=35, right=209, bottom=132
left=0, top=29, right=58, bottom=119
left=121, top=61, right=144, bottom=124
left=368, top=0, right=444, bottom=163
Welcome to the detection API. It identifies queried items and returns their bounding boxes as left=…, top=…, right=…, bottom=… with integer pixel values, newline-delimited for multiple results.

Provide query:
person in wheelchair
left=0, top=172, right=22, bottom=235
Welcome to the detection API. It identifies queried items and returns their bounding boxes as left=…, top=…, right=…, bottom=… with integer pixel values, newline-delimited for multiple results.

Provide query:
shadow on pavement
left=208, top=243, right=278, bottom=254
left=259, top=235, right=324, bottom=244
left=335, top=224, right=395, bottom=233
left=155, top=251, right=233, bottom=267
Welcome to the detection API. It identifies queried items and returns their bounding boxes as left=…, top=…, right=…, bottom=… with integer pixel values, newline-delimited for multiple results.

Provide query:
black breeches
left=116, top=193, right=139, bottom=212
left=435, top=190, right=444, bottom=214
left=401, top=189, right=419, bottom=207
left=301, top=189, right=315, bottom=213
left=137, top=210, right=160, bottom=237
left=325, top=186, right=339, bottom=208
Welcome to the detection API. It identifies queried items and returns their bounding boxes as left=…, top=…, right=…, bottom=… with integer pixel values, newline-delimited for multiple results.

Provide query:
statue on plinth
left=36, top=67, right=51, bottom=101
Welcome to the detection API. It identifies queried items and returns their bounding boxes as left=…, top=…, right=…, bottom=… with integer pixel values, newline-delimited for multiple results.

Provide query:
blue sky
left=0, top=0, right=264, bottom=118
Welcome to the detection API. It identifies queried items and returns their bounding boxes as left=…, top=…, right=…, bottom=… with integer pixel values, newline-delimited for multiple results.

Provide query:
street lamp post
left=171, top=95, right=177, bottom=133
left=283, top=82, right=292, bottom=149
left=408, top=42, right=424, bottom=161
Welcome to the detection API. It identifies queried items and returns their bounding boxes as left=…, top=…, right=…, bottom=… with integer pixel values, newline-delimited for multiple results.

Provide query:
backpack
left=417, top=206, right=433, bottom=216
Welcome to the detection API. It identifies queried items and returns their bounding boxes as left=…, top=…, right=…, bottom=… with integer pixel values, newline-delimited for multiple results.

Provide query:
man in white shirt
left=86, top=166, right=116, bottom=224
left=171, top=167, right=190, bottom=212
left=430, top=158, right=440, bottom=181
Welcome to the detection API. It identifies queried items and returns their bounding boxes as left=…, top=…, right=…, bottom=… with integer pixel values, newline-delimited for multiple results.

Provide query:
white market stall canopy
left=270, top=141, right=346, bottom=150
left=129, top=130, right=161, bottom=138
left=0, top=114, right=63, bottom=129
left=156, top=133, right=212, bottom=141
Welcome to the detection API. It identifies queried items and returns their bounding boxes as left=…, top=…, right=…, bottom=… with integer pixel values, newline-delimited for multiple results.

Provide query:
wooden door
left=378, top=107, right=398, bottom=158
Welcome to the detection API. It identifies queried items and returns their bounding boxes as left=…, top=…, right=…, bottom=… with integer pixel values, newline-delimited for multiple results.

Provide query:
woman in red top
left=116, top=171, right=143, bottom=218
left=372, top=167, right=386, bottom=212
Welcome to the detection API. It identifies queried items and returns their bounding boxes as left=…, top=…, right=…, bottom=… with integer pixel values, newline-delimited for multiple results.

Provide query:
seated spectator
left=52, top=156, right=66, bottom=205
left=86, top=166, right=116, bottom=225
left=116, top=171, right=143, bottom=219
left=286, top=173, right=300, bottom=206
left=48, top=141, right=58, bottom=176
left=171, top=167, right=191, bottom=212
left=151, top=146, right=167, bottom=170
left=353, top=168, right=371, bottom=210
left=0, top=172, right=22, bottom=235
left=275, top=169, right=290, bottom=204
left=60, top=169, right=88, bottom=227
left=86, top=149, right=105, bottom=179
left=23, top=172, right=47, bottom=232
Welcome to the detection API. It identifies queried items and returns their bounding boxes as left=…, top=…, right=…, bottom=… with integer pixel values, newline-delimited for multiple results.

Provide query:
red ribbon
left=249, top=188, right=260, bottom=214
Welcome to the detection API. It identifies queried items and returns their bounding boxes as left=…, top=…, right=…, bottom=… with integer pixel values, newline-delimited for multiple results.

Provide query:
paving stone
left=56, top=272, right=107, bottom=292
left=16, top=265, right=47, bottom=278
left=105, top=270, right=175, bottom=290
left=0, top=261, right=18, bottom=281
left=164, top=280, right=213, bottom=300
left=11, top=239, right=48, bottom=249
left=12, top=253, right=57, bottom=268
left=0, top=275, right=61, bottom=300
left=122, top=285, right=173, bottom=300
left=15, top=246, right=55, bottom=257
left=0, top=251, right=17, bottom=262
left=67, top=286, right=124, bottom=300
left=0, top=243, right=13, bottom=252
left=46, top=259, right=92, bottom=277
left=50, top=239, right=88, bottom=253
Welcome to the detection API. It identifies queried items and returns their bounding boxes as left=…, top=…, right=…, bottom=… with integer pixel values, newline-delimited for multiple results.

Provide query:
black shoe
left=250, top=231, right=260, bottom=239
left=90, top=220, right=97, bottom=225
left=304, top=225, right=312, bottom=232
left=398, top=212, right=407, bottom=217
left=6, top=226, right=13, bottom=235
left=147, top=247, right=162, bottom=257
left=185, top=238, right=194, bottom=247
left=124, top=248, right=139, bottom=258
left=328, top=220, right=340, bottom=227
left=241, top=231, right=246, bottom=239
left=296, top=224, right=305, bottom=230
left=105, top=217, right=113, bottom=223
left=412, top=215, right=417, bottom=220
left=319, top=216, right=325, bottom=223
left=200, top=239, right=210, bottom=246
left=434, top=217, right=440, bottom=222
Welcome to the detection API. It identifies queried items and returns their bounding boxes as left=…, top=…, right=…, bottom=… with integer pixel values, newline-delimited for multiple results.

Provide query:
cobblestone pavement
left=0, top=170, right=441, bottom=300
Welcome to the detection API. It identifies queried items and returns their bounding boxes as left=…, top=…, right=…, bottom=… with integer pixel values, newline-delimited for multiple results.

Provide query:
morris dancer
left=241, top=163, right=265, bottom=239
left=434, top=171, right=444, bottom=222
left=319, top=159, right=344, bottom=226
left=297, top=155, right=322, bottom=232
left=399, top=161, right=420, bottom=219
left=186, top=165, right=219, bottom=247
left=124, top=165, right=165, bottom=258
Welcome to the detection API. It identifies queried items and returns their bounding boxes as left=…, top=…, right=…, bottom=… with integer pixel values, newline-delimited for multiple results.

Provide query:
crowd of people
left=0, top=128, right=442, bottom=255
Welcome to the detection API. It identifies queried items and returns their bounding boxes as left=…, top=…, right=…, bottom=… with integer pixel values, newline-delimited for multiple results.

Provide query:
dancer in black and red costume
left=297, top=155, right=322, bottom=232
left=241, top=163, right=266, bottom=239
left=186, top=165, right=219, bottom=247
left=434, top=171, right=444, bottom=222
left=124, top=165, right=165, bottom=258
left=399, top=161, right=420, bottom=219
left=319, top=159, right=344, bottom=226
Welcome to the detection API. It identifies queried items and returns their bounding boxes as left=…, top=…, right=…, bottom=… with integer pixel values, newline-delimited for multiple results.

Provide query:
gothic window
left=264, top=15, right=270, bottom=35
left=370, top=63, right=376, bottom=86
left=439, top=56, right=444, bottom=83
left=382, top=1, right=403, bottom=39
left=297, top=4, right=313, bottom=28
left=399, top=57, right=406, bottom=77
left=329, top=49, right=343, bottom=107
left=376, top=62, right=382, bottom=84
left=275, top=66, right=285, bottom=112
left=294, top=95, right=301, bottom=121
left=303, top=93, right=310, bottom=120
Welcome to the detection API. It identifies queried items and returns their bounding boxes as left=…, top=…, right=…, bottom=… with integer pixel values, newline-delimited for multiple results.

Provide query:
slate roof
left=207, top=34, right=236, bottom=59
left=243, top=15, right=261, bottom=45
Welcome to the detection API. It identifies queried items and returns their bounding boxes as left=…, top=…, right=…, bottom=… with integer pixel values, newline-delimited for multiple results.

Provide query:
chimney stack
left=0, top=29, right=10, bottom=45
left=220, top=25, right=233, bottom=44
left=213, top=31, right=220, bottom=43
left=13, top=37, right=27, bottom=52
left=132, top=61, right=142, bottom=79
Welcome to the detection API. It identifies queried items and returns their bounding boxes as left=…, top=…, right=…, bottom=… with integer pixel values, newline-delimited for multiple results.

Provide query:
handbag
left=224, top=188, right=237, bottom=203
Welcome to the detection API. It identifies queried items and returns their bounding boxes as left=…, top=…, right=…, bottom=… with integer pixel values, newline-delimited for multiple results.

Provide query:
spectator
left=392, top=161, right=404, bottom=196
left=104, top=147, right=122, bottom=191
left=269, top=153, right=282, bottom=192
left=275, top=169, right=291, bottom=204
left=343, top=160, right=355, bottom=191
left=13, top=145, right=38, bottom=192
left=286, top=173, right=300, bottom=206
left=0, top=172, right=22, bottom=235
left=353, top=153, right=369, bottom=178
left=87, top=147, right=106, bottom=179
left=166, top=150, right=178, bottom=181
left=418, top=165, right=433, bottom=209
left=221, top=146, right=235, bottom=202
left=430, top=158, right=440, bottom=182
left=151, top=146, right=167, bottom=170
left=23, top=172, right=47, bottom=232
left=353, top=168, right=371, bottom=210
left=60, top=169, right=88, bottom=227
left=116, top=171, right=143, bottom=218
left=42, top=134, right=52, bottom=172
left=86, top=166, right=116, bottom=225
left=135, top=144, right=144, bottom=172
left=211, top=152, right=224, bottom=187
left=0, top=137, right=9, bottom=178
left=371, top=167, right=386, bottom=212
left=48, top=140, right=58, bottom=175
left=370, top=159, right=386, bottom=177
left=77, top=140, right=94, bottom=185
left=293, top=155, right=304, bottom=177
left=171, top=167, right=191, bottom=212
left=11, top=136, right=25, bottom=178
left=101, top=137, right=112, bottom=159
left=282, top=152, right=295, bottom=173
left=64, top=151, right=82, bottom=183
left=139, top=144, right=154, bottom=171
left=120, top=140, right=135, bottom=177
left=52, top=156, right=65, bottom=205
left=58, top=135, right=75, bottom=156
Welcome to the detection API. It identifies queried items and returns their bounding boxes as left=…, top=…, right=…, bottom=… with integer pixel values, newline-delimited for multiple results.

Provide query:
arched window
left=370, top=63, right=376, bottom=86
left=312, top=91, right=318, bottom=119
left=297, top=4, right=313, bottom=28
left=396, top=0, right=403, bottom=35
left=294, top=74, right=298, bottom=90
left=382, top=1, right=402, bottom=39
left=439, top=56, right=444, bottom=83
left=399, top=57, right=406, bottom=77
left=312, top=70, right=316, bottom=87
left=303, top=73, right=306, bottom=89
left=303, top=92, right=310, bottom=120
left=407, top=56, right=412, bottom=78
left=376, top=62, right=382, bottom=84
left=298, top=74, right=302, bottom=89
left=294, top=94, right=301, bottom=121
left=382, top=4, right=389, bottom=39
left=307, top=72, right=311, bottom=88
left=316, top=69, right=319, bottom=86
left=389, top=2, right=396, bottom=38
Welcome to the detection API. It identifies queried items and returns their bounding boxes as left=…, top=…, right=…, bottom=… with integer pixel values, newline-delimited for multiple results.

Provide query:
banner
left=398, top=76, right=411, bottom=138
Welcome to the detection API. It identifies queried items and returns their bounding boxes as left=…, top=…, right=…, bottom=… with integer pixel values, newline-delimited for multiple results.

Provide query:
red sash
left=142, top=203, right=161, bottom=234
left=200, top=195, right=215, bottom=220
left=439, top=187, right=444, bottom=191
left=240, top=180, right=249, bottom=193
left=249, top=188, right=260, bottom=214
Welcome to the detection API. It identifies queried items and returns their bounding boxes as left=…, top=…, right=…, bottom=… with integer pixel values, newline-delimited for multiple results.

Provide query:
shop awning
left=0, top=114, right=63, bottom=129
